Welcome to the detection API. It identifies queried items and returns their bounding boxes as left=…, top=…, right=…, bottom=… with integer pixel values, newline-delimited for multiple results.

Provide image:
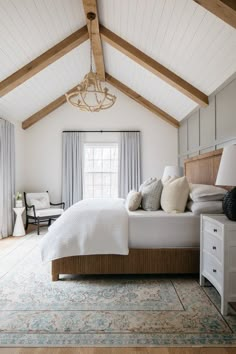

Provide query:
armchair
left=24, top=191, right=65, bottom=235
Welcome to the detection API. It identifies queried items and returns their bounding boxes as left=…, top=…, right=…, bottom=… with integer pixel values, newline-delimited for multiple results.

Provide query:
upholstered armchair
left=24, top=192, right=65, bottom=235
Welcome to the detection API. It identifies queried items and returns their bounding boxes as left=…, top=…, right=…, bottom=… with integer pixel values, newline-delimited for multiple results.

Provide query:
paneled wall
left=178, top=77, right=236, bottom=166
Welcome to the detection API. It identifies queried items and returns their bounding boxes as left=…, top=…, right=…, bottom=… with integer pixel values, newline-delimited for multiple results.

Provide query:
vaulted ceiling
left=0, top=0, right=235, bottom=129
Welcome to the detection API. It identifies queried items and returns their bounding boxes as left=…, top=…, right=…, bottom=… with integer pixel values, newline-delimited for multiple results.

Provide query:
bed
left=51, top=148, right=223, bottom=281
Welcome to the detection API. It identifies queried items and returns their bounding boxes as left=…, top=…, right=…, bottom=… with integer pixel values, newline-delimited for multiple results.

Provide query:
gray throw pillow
left=139, top=178, right=163, bottom=211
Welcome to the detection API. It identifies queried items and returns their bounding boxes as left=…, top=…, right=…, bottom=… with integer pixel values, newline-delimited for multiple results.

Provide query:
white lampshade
left=216, top=144, right=236, bottom=186
left=162, top=165, right=183, bottom=181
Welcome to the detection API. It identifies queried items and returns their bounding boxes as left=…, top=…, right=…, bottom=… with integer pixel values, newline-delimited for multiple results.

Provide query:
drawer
left=202, top=251, right=222, bottom=291
left=203, top=231, right=222, bottom=263
left=203, top=219, right=223, bottom=238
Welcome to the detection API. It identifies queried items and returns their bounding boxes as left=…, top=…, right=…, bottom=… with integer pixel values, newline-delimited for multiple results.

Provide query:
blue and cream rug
left=0, top=232, right=236, bottom=347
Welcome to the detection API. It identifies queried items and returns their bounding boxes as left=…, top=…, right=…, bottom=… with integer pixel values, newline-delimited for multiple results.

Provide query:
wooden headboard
left=184, top=149, right=223, bottom=185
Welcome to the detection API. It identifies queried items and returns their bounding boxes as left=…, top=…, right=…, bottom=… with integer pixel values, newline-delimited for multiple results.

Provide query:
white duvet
left=40, top=198, right=129, bottom=262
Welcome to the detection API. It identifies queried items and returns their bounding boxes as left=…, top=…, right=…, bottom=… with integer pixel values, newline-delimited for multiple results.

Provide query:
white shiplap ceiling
left=99, top=0, right=236, bottom=95
left=0, top=0, right=85, bottom=81
left=0, top=0, right=236, bottom=125
left=103, top=42, right=198, bottom=120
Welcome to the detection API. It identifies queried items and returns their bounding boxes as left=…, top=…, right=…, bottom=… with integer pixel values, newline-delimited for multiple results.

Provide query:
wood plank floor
left=0, top=347, right=236, bottom=353
left=0, top=234, right=235, bottom=354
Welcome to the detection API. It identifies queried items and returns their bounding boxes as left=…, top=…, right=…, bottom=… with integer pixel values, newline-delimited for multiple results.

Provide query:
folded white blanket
left=40, top=198, right=129, bottom=262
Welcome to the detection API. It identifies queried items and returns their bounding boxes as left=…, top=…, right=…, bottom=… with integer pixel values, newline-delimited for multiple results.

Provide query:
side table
left=13, top=207, right=25, bottom=237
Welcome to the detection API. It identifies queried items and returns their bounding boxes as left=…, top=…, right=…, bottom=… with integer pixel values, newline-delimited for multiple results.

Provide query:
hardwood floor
left=0, top=348, right=236, bottom=353
left=0, top=235, right=235, bottom=353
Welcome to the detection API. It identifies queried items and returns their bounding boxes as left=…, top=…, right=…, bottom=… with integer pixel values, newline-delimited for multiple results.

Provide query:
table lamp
left=162, top=165, right=183, bottom=182
left=215, top=144, right=236, bottom=221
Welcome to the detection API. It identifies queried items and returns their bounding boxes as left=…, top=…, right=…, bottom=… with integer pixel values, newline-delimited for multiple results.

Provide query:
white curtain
left=119, top=132, right=141, bottom=198
left=0, top=119, right=15, bottom=239
left=62, top=132, right=83, bottom=209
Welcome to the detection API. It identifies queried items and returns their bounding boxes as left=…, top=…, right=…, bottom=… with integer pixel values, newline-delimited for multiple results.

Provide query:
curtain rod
left=62, top=130, right=140, bottom=133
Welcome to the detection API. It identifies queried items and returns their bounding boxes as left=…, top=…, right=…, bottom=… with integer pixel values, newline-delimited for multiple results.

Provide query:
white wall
left=23, top=87, right=178, bottom=201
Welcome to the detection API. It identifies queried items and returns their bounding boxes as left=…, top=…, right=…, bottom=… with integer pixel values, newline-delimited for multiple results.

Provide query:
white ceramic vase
left=15, top=200, right=23, bottom=208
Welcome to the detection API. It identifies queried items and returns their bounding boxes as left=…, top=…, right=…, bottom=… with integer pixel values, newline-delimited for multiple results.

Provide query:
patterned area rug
left=0, top=232, right=236, bottom=347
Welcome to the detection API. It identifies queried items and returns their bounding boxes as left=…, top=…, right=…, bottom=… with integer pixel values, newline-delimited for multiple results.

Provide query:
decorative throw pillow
left=139, top=177, right=163, bottom=211
left=27, top=193, right=50, bottom=210
left=187, top=200, right=223, bottom=215
left=126, top=190, right=142, bottom=211
left=161, top=176, right=189, bottom=213
left=189, top=184, right=227, bottom=202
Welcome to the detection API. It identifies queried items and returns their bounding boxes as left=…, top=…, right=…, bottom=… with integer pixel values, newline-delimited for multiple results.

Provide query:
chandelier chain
left=89, top=18, right=93, bottom=72
left=65, top=12, right=116, bottom=112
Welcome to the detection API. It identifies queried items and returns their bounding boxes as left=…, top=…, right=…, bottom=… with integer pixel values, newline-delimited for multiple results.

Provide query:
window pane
left=94, top=173, right=102, bottom=185
left=85, top=160, right=93, bottom=172
left=103, top=173, right=111, bottom=185
left=94, top=148, right=102, bottom=159
left=103, top=148, right=110, bottom=159
left=94, top=160, right=102, bottom=171
left=102, top=160, right=110, bottom=172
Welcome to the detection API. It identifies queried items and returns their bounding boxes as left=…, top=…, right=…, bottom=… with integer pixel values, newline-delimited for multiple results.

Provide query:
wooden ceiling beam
left=82, top=0, right=105, bottom=80
left=100, top=26, right=209, bottom=107
left=22, top=85, right=79, bottom=130
left=106, top=74, right=179, bottom=128
left=0, top=26, right=89, bottom=97
left=193, top=0, right=236, bottom=29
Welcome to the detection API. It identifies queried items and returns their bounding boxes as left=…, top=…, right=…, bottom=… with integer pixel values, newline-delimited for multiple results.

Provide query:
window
left=83, top=143, right=119, bottom=199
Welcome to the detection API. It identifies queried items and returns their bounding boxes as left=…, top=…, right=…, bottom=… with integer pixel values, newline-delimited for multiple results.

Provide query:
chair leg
left=37, top=218, right=40, bottom=235
left=25, top=217, right=28, bottom=230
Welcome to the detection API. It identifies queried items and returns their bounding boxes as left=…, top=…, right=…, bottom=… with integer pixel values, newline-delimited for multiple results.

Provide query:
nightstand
left=200, top=214, right=236, bottom=315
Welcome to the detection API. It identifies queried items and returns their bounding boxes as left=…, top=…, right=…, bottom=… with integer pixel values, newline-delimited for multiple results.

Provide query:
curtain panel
left=0, top=119, right=15, bottom=238
left=62, top=132, right=83, bottom=209
left=119, top=132, right=141, bottom=198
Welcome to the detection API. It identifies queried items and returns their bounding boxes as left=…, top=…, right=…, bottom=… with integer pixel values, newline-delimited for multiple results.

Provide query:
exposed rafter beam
left=82, top=0, right=105, bottom=80
left=0, top=26, right=89, bottom=97
left=193, top=0, right=236, bottom=29
left=22, top=85, right=79, bottom=130
left=100, top=26, right=209, bottom=107
left=106, top=74, right=179, bottom=128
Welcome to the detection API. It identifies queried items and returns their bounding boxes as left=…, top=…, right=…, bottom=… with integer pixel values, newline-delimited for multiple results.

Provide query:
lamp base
left=223, top=187, right=236, bottom=221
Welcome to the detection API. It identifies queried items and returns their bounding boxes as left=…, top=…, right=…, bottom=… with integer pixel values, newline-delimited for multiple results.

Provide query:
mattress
left=128, top=210, right=200, bottom=248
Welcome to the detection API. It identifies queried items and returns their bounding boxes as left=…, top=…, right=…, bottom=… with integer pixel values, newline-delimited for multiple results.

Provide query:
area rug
left=0, top=233, right=236, bottom=347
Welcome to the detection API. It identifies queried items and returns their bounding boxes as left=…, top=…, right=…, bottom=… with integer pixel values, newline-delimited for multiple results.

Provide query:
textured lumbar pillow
left=126, top=190, right=142, bottom=211
left=189, top=183, right=227, bottom=202
left=187, top=200, right=223, bottom=215
left=139, top=177, right=163, bottom=211
left=161, top=176, right=189, bottom=213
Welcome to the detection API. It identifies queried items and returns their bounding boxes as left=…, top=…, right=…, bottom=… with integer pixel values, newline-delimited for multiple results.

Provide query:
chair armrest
left=26, top=205, right=36, bottom=218
left=50, top=202, right=65, bottom=209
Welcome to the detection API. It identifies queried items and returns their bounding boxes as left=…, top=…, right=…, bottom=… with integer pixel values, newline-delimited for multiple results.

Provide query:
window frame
left=82, top=142, right=119, bottom=199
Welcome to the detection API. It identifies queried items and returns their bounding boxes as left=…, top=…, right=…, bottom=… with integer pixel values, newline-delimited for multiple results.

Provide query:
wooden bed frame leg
left=52, top=273, right=59, bottom=281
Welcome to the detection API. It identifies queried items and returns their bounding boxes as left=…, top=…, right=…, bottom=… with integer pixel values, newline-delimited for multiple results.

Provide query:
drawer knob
left=212, top=246, right=216, bottom=250
left=213, top=269, right=217, bottom=273
left=213, top=229, right=217, bottom=232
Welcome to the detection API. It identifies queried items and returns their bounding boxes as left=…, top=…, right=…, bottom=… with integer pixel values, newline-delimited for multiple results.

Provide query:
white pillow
left=161, top=176, right=189, bottom=213
left=27, top=192, right=50, bottom=210
left=187, top=201, right=223, bottom=215
left=139, top=178, right=163, bottom=211
left=126, top=190, right=142, bottom=211
left=189, top=184, right=227, bottom=202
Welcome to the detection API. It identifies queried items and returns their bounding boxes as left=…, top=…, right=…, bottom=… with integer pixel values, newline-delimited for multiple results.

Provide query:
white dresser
left=200, top=214, right=236, bottom=315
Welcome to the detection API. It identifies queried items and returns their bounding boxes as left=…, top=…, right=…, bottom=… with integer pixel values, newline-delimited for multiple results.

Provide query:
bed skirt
left=51, top=248, right=199, bottom=281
